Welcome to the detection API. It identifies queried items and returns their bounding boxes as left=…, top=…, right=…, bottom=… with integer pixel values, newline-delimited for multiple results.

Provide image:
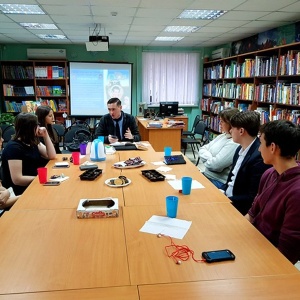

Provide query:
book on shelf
left=255, top=107, right=270, bottom=124
left=3, top=65, right=34, bottom=79
left=58, top=99, right=67, bottom=112
left=3, top=84, right=35, bottom=96
left=4, top=101, right=23, bottom=112
left=21, top=100, right=40, bottom=113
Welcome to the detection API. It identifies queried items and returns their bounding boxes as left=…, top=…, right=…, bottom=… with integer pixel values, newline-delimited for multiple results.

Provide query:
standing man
left=246, top=120, right=300, bottom=264
left=221, top=111, right=271, bottom=215
left=95, top=97, right=141, bottom=144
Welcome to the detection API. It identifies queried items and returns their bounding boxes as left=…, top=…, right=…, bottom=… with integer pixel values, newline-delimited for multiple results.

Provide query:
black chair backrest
left=2, top=125, right=16, bottom=146
left=194, top=121, right=207, bottom=136
left=53, top=123, right=66, bottom=137
left=192, top=115, right=201, bottom=131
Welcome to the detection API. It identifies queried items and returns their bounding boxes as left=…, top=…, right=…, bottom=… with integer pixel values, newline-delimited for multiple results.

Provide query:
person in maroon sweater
left=246, top=120, right=300, bottom=264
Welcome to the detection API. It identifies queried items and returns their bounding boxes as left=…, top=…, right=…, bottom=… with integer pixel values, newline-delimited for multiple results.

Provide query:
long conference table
left=0, top=143, right=299, bottom=299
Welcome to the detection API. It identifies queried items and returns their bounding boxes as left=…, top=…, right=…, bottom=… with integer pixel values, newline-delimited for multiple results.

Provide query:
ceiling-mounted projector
left=85, top=35, right=109, bottom=51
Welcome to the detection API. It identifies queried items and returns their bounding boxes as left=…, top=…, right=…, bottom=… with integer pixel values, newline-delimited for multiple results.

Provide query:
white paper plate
left=105, top=178, right=132, bottom=188
left=113, top=160, right=146, bottom=169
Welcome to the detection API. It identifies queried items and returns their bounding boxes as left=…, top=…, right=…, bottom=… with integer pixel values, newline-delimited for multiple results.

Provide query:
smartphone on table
left=43, top=181, right=61, bottom=186
left=202, top=249, right=235, bottom=263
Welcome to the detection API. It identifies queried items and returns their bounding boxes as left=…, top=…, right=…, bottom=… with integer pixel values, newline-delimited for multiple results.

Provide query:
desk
left=123, top=203, right=297, bottom=285
left=0, top=286, right=139, bottom=300
left=137, top=118, right=183, bottom=151
left=1, top=145, right=298, bottom=297
left=118, top=150, right=230, bottom=206
left=138, top=274, right=300, bottom=300
left=13, top=153, right=124, bottom=210
left=0, top=208, right=130, bottom=294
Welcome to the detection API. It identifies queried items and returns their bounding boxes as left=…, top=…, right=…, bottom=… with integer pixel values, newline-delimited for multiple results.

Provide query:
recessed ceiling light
left=178, top=9, right=227, bottom=20
left=37, top=34, right=66, bottom=40
left=0, top=4, right=45, bottom=14
left=155, top=37, right=184, bottom=42
left=164, top=26, right=200, bottom=33
left=20, top=23, right=58, bottom=30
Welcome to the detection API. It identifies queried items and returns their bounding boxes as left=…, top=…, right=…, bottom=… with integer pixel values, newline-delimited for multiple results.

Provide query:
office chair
left=181, top=121, right=208, bottom=159
left=182, top=115, right=200, bottom=138
left=53, top=122, right=66, bottom=148
left=2, top=125, right=16, bottom=149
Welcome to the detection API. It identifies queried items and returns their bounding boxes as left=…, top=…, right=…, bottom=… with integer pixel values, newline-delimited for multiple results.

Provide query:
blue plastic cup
left=164, top=146, right=172, bottom=156
left=166, top=195, right=179, bottom=218
left=182, top=177, right=192, bottom=195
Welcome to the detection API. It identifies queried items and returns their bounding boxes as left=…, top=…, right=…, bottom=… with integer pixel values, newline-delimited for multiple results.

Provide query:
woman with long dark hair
left=36, top=105, right=61, bottom=153
left=1, top=113, right=56, bottom=195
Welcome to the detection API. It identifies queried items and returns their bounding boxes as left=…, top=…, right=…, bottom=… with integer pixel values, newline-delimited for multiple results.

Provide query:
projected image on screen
left=69, top=62, right=132, bottom=116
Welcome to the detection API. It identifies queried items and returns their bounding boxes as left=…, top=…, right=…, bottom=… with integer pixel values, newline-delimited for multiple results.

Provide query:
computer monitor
left=159, top=102, right=178, bottom=117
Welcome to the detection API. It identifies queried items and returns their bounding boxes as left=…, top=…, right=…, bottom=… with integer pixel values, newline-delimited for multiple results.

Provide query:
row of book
left=201, top=99, right=235, bottom=114
left=276, top=82, right=300, bottom=105
left=4, top=99, right=67, bottom=113
left=256, top=107, right=300, bottom=124
left=204, top=82, right=255, bottom=100
left=2, top=65, right=34, bottom=80
left=254, top=55, right=278, bottom=77
left=36, top=85, right=64, bottom=96
left=3, top=84, right=65, bottom=97
left=204, top=82, right=300, bottom=105
left=278, top=50, right=300, bottom=76
left=2, top=65, right=66, bottom=79
left=203, top=65, right=223, bottom=80
left=3, top=84, right=35, bottom=96
left=34, top=66, right=65, bottom=79
left=204, top=50, right=300, bottom=79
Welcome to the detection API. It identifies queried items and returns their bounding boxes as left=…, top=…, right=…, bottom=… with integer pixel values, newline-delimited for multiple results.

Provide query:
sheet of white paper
left=156, top=166, right=172, bottom=172
left=151, top=161, right=165, bottom=166
left=167, top=179, right=205, bottom=190
left=110, top=142, right=127, bottom=146
left=165, top=174, right=176, bottom=180
left=139, top=215, right=192, bottom=239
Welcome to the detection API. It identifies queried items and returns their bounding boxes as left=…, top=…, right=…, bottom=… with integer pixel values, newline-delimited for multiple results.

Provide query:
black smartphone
left=43, top=181, right=61, bottom=186
left=202, top=249, right=235, bottom=263
left=110, top=135, right=118, bottom=139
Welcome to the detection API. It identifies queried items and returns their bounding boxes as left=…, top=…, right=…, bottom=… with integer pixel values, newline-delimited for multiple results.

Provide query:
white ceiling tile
left=235, top=0, right=297, bottom=11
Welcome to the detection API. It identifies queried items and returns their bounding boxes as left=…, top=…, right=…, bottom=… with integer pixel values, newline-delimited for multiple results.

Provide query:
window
left=142, top=52, right=200, bottom=106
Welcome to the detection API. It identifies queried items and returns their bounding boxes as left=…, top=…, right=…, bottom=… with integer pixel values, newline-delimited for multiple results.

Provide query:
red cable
left=157, top=234, right=206, bottom=264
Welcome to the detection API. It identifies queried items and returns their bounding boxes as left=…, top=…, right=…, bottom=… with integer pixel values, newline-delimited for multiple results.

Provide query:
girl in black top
left=36, top=105, right=61, bottom=153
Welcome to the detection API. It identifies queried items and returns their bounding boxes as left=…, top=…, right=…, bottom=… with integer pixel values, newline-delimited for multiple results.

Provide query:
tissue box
left=76, top=198, right=119, bottom=219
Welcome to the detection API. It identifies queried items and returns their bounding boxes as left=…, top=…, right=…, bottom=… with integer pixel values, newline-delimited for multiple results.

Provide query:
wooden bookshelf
left=1, top=60, right=69, bottom=121
left=202, top=42, right=300, bottom=134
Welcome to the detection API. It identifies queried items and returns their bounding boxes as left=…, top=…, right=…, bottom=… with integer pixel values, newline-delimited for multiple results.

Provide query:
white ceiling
left=0, top=0, right=300, bottom=47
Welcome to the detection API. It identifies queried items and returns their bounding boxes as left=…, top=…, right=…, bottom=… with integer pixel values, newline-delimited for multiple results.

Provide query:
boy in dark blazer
left=221, top=111, right=271, bottom=215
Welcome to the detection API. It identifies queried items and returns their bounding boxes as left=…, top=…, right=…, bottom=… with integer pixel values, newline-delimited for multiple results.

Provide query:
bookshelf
left=202, top=42, right=300, bottom=135
left=1, top=60, right=69, bottom=122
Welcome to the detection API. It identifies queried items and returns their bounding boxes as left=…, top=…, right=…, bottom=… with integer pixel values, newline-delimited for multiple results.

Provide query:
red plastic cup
left=72, top=152, right=80, bottom=165
left=37, top=167, right=47, bottom=184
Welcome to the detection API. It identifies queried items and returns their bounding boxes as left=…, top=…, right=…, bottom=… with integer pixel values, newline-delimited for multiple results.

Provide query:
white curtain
left=142, top=52, right=199, bottom=105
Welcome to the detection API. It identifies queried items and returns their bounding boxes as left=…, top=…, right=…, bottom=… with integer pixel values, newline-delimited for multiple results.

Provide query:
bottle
left=90, top=137, right=106, bottom=161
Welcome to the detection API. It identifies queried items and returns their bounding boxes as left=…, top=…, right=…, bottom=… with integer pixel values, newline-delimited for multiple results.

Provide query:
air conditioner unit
left=211, top=48, right=230, bottom=60
left=27, top=48, right=67, bottom=60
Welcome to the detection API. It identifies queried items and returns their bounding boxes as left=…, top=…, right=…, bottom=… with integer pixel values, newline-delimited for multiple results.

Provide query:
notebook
left=113, top=143, right=138, bottom=151
left=164, top=155, right=186, bottom=165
